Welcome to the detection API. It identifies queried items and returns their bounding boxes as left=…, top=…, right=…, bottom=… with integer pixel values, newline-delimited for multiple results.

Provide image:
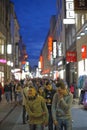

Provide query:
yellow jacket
left=25, top=95, right=49, bottom=125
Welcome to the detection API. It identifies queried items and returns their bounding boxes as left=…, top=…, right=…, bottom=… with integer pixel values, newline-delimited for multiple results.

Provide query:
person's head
left=56, top=80, right=68, bottom=96
left=28, top=80, right=33, bottom=87
left=28, top=86, right=37, bottom=97
left=45, top=82, right=52, bottom=90
left=38, top=87, right=43, bottom=94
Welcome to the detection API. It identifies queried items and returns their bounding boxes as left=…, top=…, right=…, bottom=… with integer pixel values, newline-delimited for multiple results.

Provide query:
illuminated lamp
left=7, top=61, right=11, bottom=66
left=85, top=27, right=87, bottom=31
left=80, top=32, right=85, bottom=36
left=11, top=62, right=13, bottom=67
left=77, top=36, right=81, bottom=40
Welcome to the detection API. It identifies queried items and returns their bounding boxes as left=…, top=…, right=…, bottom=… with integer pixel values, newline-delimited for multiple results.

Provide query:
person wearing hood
left=52, top=80, right=73, bottom=130
left=25, top=86, right=49, bottom=130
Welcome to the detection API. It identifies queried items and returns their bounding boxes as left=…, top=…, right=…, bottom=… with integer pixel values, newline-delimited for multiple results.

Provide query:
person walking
left=15, top=82, right=22, bottom=105
left=4, top=81, right=11, bottom=103
left=44, top=81, right=56, bottom=130
left=70, top=83, right=75, bottom=98
left=52, top=80, right=73, bottom=130
left=25, top=86, right=49, bottom=130
left=22, top=82, right=29, bottom=124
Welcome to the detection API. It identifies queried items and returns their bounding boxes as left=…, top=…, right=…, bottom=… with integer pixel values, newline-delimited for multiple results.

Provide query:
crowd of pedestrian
left=0, top=77, right=74, bottom=130
left=21, top=78, right=73, bottom=130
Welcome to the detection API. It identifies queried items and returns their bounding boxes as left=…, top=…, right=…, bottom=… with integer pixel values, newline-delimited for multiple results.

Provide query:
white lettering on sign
left=66, top=1, right=75, bottom=19
left=63, top=0, right=75, bottom=24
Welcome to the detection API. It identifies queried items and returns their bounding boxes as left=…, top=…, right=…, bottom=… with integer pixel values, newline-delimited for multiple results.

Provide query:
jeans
left=55, top=118, right=72, bottom=130
left=22, top=105, right=26, bottom=123
left=48, top=107, right=53, bottom=130
left=29, top=124, right=44, bottom=130
left=5, top=91, right=11, bottom=102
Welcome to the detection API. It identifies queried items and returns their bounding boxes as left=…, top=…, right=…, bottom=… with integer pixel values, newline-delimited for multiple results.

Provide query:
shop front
left=57, top=59, right=65, bottom=80
left=76, top=27, right=87, bottom=97
left=0, top=66, right=4, bottom=86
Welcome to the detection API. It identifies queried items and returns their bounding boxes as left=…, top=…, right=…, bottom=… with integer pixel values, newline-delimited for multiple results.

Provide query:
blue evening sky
left=11, top=0, right=57, bottom=67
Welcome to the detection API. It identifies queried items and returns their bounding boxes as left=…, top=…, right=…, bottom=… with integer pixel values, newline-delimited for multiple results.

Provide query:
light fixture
left=11, top=62, right=13, bottom=67
left=77, top=36, right=81, bottom=40
left=7, top=61, right=11, bottom=66
left=85, top=27, right=87, bottom=31
left=80, top=32, right=85, bottom=36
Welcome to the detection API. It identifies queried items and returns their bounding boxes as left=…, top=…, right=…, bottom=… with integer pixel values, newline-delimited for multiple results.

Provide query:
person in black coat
left=44, top=81, right=56, bottom=130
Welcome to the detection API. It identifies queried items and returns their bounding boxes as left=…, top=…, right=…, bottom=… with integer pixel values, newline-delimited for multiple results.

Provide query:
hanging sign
left=81, top=45, right=86, bottom=59
left=66, top=51, right=77, bottom=62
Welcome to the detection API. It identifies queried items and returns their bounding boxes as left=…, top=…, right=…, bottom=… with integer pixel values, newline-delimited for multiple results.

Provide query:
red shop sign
left=66, top=51, right=77, bottom=62
left=81, top=45, right=86, bottom=59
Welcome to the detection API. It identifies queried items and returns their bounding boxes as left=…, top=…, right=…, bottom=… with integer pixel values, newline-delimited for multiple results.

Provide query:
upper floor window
left=0, top=39, right=5, bottom=54
left=82, top=15, right=85, bottom=25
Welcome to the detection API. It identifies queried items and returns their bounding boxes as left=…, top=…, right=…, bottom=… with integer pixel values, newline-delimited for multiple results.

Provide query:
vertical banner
left=53, top=40, right=57, bottom=58
left=40, top=55, right=43, bottom=69
left=48, top=36, right=53, bottom=60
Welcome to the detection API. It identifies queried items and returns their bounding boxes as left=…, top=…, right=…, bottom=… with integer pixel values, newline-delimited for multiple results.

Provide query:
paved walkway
left=0, top=95, right=16, bottom=123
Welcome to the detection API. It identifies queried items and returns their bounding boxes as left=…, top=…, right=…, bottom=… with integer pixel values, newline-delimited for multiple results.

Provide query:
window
left=0, top=39, right=5, bottom=54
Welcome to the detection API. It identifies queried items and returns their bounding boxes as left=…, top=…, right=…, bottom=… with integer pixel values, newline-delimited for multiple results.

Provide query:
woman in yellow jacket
left=25, top=86, right=49, bottom=130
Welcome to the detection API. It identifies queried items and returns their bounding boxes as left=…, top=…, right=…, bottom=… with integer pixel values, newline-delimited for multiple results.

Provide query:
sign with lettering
left=81, top=45, right=86, bottom=59
left=66, top=51, right=77, bottom=62
left=48, top=36, right=53, bottom=60
left=63, top=0, right=75, bottom=24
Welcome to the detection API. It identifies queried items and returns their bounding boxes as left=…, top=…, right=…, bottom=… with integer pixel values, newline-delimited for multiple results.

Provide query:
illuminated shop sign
left=38, top=61, right=41, bottom=69
left=58, top=42, right=63, bottom=57
left=63, top=0, right=75, bottom=24
left=0, top=59, right=7, bottom=63
left=53, top=40, right=57, bottom=58
left=81, top=45, right=86, bottom=59
left=24, top=62, right=29, bottom=72
left=48, top=36, right=53, bottom=60
left=42, top=69, right=50, bottom=74
left=40, top=55, right=43, bottom=69
left=66, top=51, right=77, bottom=62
